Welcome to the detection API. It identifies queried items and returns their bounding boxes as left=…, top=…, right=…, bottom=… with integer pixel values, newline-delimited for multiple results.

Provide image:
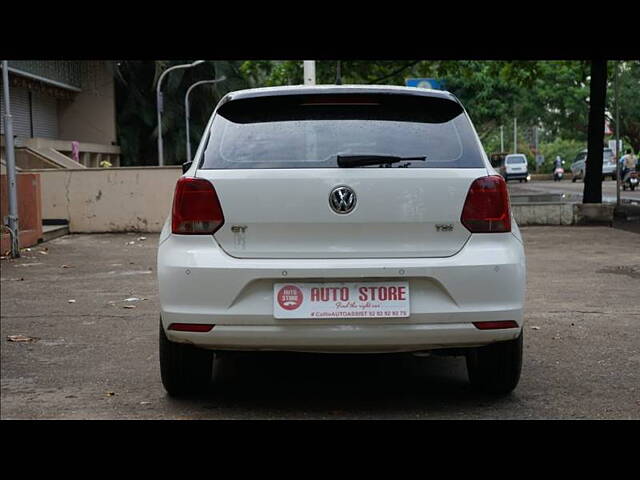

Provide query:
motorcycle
left=622, top=169, right=638, bottom=191
left=553, top=166, right=564, bottom=181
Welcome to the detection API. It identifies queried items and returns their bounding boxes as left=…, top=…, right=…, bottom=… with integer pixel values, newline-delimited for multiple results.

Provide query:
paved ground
left=508, top=179, right=640, bottom=204
left=1, top=227, right=639, bottom=419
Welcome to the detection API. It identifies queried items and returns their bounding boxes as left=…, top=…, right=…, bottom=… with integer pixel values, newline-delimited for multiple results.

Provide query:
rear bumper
left=504, top=172, right=529, bottom=180
left=166, top=323, right=522, bottom=354
left=158, top=231, right=526, bottom=353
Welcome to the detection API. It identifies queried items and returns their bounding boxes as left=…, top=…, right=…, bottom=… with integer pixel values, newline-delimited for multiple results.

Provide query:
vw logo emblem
left=329, top=186, right=357, bottom=214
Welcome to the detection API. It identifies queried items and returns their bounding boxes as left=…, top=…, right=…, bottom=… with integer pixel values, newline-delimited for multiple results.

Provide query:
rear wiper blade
left=337, top=154, right=426, bottom=168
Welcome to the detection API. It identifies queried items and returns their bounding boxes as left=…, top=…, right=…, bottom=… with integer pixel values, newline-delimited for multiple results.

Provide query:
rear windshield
left=201, top=93, right=485, bottom=169
left=506, top=156, right=526, bottom=164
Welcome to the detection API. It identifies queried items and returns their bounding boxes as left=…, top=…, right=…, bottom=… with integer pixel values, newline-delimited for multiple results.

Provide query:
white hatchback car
left=157, top=85, right=526, bottom=396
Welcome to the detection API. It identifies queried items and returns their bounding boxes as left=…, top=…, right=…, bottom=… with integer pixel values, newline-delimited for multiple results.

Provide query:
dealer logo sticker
left=274, top=282, right=410, bottom=319
left=276, top=285, right=303, bottom=310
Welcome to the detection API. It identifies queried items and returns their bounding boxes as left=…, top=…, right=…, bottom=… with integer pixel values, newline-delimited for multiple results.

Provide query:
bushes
left=538, top=138, right=585, bottom=173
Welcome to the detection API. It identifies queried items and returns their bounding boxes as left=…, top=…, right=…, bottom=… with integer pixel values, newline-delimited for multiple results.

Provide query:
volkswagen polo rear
left=157, top=85, right=526, bottom=396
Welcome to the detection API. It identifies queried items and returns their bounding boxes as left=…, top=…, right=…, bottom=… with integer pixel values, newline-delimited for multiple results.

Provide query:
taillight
left=172, top=177, right=224, bottom=234
left=461, top=176, right=511, bottom=233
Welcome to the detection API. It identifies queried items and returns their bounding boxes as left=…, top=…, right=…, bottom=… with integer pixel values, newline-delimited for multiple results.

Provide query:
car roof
left=218, top=84, right=459, bottom=106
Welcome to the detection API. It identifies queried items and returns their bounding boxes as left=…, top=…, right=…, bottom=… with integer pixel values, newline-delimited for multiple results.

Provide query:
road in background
left=508, top=179, right=640, bottom=204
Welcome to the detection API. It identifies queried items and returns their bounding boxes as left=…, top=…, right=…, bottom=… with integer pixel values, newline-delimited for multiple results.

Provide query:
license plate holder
left=273, top=281, right=410, bottom=319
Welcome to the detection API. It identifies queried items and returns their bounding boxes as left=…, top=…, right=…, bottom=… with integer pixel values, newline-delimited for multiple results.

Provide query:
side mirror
left=182, top=161, right=193, bottom=174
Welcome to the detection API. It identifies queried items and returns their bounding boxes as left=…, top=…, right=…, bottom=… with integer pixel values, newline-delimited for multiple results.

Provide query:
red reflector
left=461, top=176, right=511, bottom=233
left=167, top=323, right=215, bottom=332
left=473, top=321, right=519, bottom=330
left=172, top=177, right=224, bottom=235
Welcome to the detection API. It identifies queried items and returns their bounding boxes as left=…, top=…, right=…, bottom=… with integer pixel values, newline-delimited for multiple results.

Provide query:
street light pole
left=534, top=125, right=539, bottom=173
left=500, top=125, right=504, bottom=152
left=156, top=60, right=205, bottom=166
left=513, top=117, right=517, bottom=153
left=185, top=77, right=226, bottom=163
left=2, top=60, right=20, bottom=258
left=303, top=61, right=316, bottom=85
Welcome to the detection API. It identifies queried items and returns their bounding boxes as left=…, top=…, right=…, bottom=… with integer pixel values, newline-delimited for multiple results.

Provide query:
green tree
left=609, top=61, right=640, bottom=153
left=116, top=59, right=634, bottom=176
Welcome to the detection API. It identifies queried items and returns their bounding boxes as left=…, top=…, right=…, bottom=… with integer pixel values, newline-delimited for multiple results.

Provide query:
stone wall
left=31, top=166, right=182, bottom=233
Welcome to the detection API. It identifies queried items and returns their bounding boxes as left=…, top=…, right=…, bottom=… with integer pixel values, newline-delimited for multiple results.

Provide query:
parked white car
left=500, top=154, right=530, bottom=182
left=157, top=85, right=526, bottom=397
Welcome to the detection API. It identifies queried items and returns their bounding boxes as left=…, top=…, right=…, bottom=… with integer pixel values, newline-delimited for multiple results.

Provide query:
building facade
left=1, top=61, right=120, bottom=169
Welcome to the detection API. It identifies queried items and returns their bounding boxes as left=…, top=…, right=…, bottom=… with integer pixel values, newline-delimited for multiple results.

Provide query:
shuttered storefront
left=0, top=80, right=32, bottom=138
left=31, top=92, right=58, bottom=139
left=2, top=78, right=59, bottom=140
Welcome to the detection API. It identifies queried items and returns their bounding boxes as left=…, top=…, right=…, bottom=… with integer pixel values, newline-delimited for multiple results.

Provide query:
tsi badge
left=435, top=224, right=454, bottom=232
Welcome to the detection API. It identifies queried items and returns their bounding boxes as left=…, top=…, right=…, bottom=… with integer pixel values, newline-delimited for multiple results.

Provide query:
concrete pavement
left=1, top=228, right=639, bottom=419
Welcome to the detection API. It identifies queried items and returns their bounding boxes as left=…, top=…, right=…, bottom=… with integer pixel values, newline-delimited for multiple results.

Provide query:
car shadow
left=613, top=218, right=640, bottom=234
left=167, top=352, right=518, bottom=418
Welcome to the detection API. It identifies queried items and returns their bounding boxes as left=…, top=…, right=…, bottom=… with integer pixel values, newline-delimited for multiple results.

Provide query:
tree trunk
left=582, top=60, right=608, bottom=204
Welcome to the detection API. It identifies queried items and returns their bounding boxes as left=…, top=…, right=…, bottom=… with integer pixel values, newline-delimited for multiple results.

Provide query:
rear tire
left=159, top=320, right=214, bottom=396
left=572, top=176, right=577, bottom=183
left=466, top=331, right=523, bottom=395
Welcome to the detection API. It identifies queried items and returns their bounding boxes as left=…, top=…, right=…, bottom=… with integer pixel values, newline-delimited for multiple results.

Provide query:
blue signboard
left=405, top=78, right=443, bottom=90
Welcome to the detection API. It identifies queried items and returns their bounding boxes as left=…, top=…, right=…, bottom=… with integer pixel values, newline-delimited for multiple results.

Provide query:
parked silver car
left=570, top=148, right=616, bottom=182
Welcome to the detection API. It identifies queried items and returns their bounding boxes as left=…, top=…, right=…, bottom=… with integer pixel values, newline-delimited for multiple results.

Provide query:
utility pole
left=615, top=61, right=621, bottom=208
left=303, top=61, right=316, bottom=85
left=500, top=125, right=504, bottom=152
left=513, top=117, right=517, bottom=153
left=582, top=59, right=607, bottom=204
left=2, top=61, right=20, bottom=258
